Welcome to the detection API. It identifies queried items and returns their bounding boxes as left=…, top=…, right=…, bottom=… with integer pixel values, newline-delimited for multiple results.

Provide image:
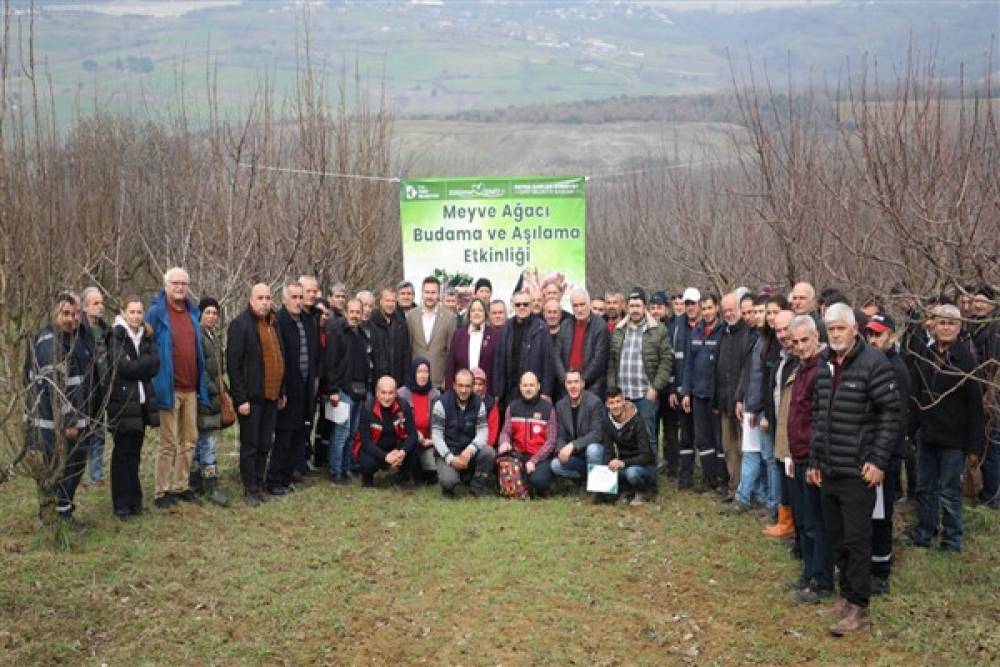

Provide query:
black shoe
left=903, top=533, right=932, bottom=548
left=791, top=587, right=833, bottom=605
left=720, top=501, right=752, bottom=515
left=243, top=492, right=262, bottom=508
left=441, top=487, right=456, bottom=498
left=268, top=485, right=289, bottom=496
left=329, top=473, right=350, bottom=486
left=256, top=490, right=279, bottom=503
left=361, top=475, right=375, bottom=488
left=937, top=543, right=961, bottom=554
left=113, top=508, right=132, bottom=521
left=781, top=577, right=810, bottom=592
left=172, top=490, right=203, bottom=506
left=469, top=483, right=487, bottom=498
left=153, top=495, right=176, bottom=510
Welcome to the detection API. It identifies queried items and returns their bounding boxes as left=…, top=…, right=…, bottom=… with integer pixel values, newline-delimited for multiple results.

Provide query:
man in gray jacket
left=551, top=369, right=606, bottom=482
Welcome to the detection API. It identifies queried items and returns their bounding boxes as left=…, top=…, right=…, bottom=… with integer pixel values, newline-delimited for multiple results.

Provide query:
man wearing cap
left=682, top=293, right=725, bottom=493
left=908, top=303, right=985, bottom=553
left=807, top=303, right=899, bottom=635
left=863, top=313, right=910, bottom=594
left=669, top=288, right=701, bottom=486
left=554, top=287, right=609, bottom=398
left=606, top=288, right=673, bottom=478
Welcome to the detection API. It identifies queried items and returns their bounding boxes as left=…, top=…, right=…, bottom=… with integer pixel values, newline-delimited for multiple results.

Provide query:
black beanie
left=198, top=297, right=220, bottom=319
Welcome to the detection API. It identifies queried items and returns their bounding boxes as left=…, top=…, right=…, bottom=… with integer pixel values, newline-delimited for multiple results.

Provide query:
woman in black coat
left=107, top=297, right=160, bottom=519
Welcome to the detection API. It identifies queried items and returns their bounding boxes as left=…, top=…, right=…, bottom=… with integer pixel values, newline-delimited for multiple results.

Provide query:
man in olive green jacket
left=606, top=288, right=673, bottom=468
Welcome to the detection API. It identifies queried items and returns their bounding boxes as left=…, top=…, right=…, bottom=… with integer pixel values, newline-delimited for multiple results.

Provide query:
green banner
left=399, top=176, right=586, bottom=305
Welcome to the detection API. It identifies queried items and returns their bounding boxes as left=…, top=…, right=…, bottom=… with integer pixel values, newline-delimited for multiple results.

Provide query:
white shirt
left=421, top=308, right=437, bottom=343
left=468, top=325, right=484, bottom=371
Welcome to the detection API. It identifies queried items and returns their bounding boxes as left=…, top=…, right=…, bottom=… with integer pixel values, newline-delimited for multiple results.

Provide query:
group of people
left=24, top=268, right=997, bottom=637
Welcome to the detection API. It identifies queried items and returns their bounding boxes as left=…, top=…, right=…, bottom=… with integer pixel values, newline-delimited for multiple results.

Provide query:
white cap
left=682, top=287, right=701, bottom=303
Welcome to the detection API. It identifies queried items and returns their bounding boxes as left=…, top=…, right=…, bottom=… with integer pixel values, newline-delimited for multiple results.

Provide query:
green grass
left=0, top=442, right=997, bottom=664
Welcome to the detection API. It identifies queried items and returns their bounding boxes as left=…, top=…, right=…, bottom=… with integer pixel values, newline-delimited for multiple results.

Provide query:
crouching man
left=431, top=369, right=494, bottom=497
left=357, top=376, right=419, bottom=488
left=594, top=386, right=657, bottom=506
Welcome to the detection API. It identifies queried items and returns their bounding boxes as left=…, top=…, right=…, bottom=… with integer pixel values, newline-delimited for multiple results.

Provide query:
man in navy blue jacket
left=681, top=293, right=725, bottom=491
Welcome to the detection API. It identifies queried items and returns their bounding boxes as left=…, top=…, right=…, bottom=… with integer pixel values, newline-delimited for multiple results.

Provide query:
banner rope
left=236, top=158, right=727, bottom=183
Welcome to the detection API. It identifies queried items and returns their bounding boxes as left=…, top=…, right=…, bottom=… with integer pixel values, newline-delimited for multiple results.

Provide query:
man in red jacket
left=497, top=372, right=557, bottom=496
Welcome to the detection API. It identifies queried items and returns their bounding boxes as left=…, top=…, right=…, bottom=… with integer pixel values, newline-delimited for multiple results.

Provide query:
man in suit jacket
left=550, top=369, right=607, bottom=482
left=405, top=276, right=456, bottom=389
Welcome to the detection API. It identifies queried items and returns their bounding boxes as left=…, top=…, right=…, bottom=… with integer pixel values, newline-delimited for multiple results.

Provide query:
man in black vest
left=431, top=368, right=494, bottom=497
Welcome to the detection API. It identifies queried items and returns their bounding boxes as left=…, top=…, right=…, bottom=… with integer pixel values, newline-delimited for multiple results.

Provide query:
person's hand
left=747, top=412, right=756, bottom=429
left=861, top=462, right=884, bottom=488
left=541, top=394, right=551, bottom=403
left=278, top=396, right=287, bottom=411
left=681, top=396, right=691, bottom=413
left=806, top=468, right=822, bottom=487
left=497, top=442, right=512, bottom=455
left=64, top=426, right=79, bottom=443
left=645, top=387, right=658, bottom=402
left=668, top=393, right=679, bottom=409
left=525, top=461, right=536, bottom=475
left=735, top=401, right=744, bottom=421
left=451, top=455, right=469, bottom=471
left=966, top=453, right=980, bottom=467
left=558, top=444, right=574, bottom=465
left=608, top=458, right=624, bottom=472
left=238, top=402, right=251, bottom=416
left=328, top=393, right=340, bottom=406
left=759, top=417, right=769, bottom=432
left=784, top=457, right=794, bottom=478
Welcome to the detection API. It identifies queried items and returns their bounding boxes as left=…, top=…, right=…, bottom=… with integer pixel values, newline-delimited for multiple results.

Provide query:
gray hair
left=282, top=281, right=303, bottom=300
left=356, top=290, right=373, bottom=302
left=163, top=267, right=189, bottom=286
left=80, top=286, right=103, bottom=305
left=933, top=304, right=962, bottom=320
left=823, top=303, right=856, bottom=327
left=569, top=287, right=590, bottom=303
left=789, top=314, right=818, bottom=335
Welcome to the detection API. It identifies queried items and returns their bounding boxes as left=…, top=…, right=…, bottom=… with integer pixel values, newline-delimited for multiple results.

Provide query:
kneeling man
left=497, top=372, right=557, bottom=496
left=596, top=386, right=657, bottom=505
left=431, top=369, right=494, bottom=497
left=357, top=376, right=418, bottom=487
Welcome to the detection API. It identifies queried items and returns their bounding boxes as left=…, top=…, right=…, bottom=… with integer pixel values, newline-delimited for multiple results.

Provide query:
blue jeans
left=980, top=423, right=999, bottom=508
left=86, top=426, right=106, bottom=482
left=631, top=397, right=659, bottom=465
left=735, top=451, right=766, bottom=507
left=550, top=444, right=599, bottom=480
left=759, top=429, right=781, bottom=511
left=195, top=430, right=218, bottom=468
left=589, top=443, right=656, bottom=494
left=328, top=393, right=363, bottom=477
left=914, top=441, right=965, bottom=550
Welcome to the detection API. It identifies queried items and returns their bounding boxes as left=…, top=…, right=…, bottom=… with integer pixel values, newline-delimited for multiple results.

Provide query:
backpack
left=496, top=453, right=529, bottom=499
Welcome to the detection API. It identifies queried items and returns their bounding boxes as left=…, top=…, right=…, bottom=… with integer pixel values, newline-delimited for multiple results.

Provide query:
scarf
left=408, top=356, right=433, bottom=395
left=114, top=315, right=146, bottom=405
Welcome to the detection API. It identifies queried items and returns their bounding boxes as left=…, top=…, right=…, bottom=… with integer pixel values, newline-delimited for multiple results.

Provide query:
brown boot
left=828, top=596, right=851, bottom=620
left=763, top=504, right=795, bottom=539
left=829, top=603, right=870, bottom=637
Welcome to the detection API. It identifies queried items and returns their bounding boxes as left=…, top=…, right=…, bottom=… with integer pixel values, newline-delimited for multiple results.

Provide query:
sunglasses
left=513, top=302, right=530, bottom=307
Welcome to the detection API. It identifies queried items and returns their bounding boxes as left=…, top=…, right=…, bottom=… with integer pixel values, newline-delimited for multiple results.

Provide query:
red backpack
left=496, top=453, right=529, bottom=499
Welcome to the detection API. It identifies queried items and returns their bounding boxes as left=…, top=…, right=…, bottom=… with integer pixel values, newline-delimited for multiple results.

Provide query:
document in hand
left=325, top=399, right=351, bottom=425
left=587, top=464, right=619, bottom=494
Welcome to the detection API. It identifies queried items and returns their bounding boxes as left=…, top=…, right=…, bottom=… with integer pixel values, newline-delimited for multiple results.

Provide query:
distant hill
left=11, top=1, right=997, bottom=127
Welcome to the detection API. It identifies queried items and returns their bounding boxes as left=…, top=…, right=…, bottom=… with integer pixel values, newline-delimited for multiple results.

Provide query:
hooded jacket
left=106, top=319, right=160, bottom=434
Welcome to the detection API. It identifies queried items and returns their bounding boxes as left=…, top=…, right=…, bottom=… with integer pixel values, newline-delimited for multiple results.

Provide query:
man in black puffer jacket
left=807, top=304, right=900, bottom=637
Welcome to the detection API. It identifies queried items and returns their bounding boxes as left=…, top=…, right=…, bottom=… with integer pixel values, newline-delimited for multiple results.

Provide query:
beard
left=829, top=339, right=849, bottom=352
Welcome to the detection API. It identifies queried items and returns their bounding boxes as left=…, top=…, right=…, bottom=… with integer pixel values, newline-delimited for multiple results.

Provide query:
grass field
left=1, top=437, right=997, bottom=666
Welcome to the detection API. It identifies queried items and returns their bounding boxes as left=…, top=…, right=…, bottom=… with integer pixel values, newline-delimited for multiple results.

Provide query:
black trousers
left=679, top=397, right=719, bottom=488
left=55, top=437, right=89, bottom=517
left=238, top=400, right=278, bottom=492
left=821, top=474, right=876, bottom=608
left=111, top=430, right=145, bottom=513
left=358, top=447, right=419, bottom=481
left=872, top=458, right=900, bottom=580
left=659, top=394, right=681, bottom=476
left=269, top=422, right=308, bottom=490
left=312, top=412, right=332, bottom=468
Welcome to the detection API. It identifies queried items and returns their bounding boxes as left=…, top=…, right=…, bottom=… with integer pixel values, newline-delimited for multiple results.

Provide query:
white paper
left=587, top=464, right=619, bottom=494
left=872, top=482, right=885, bottom=520
left=325, top=399, right=350, bottom=424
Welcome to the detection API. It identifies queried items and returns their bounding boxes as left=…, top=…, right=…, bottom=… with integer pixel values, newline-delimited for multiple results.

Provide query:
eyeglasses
left=169, top=281, right=189, bottom=287
left=513, top=302, right=530, bottom=307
